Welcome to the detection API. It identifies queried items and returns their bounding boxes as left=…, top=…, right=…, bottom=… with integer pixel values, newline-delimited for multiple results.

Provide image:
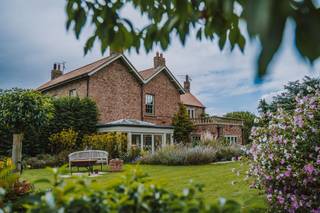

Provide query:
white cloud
left=1, top=1, right=320, bottom=114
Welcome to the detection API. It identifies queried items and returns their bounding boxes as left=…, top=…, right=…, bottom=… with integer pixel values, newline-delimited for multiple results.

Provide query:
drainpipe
left=86, top=77, right=90, bottom=97
left=141, top=84, right=144, bottom=121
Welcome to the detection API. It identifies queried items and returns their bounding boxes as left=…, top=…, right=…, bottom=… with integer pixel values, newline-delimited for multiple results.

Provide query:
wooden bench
left=68, top=150, right=108, bottom=174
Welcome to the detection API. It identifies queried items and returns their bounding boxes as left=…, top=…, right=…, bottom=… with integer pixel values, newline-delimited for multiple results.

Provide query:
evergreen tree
left=172, top=104, right=194, bottom=144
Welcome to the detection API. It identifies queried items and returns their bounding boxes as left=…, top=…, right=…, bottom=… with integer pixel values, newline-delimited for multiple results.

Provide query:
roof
left=180, top=92, right=205, bottom=108
left=37, top=55, right=117, bottom=91
left=97, top=119, right=173, bottom=129
left=37, top=54, right=144, bottom=92
left=37, top=54, right=185, bottom=94
left=139, top=68, right=157, bottom=80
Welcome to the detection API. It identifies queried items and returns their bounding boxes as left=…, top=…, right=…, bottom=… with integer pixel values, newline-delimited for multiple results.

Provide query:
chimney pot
left=184, top=75, right=190, bottom=93
left=51, top=63, right=63, bottom=80
left=153, top=52, right=166, bottom=68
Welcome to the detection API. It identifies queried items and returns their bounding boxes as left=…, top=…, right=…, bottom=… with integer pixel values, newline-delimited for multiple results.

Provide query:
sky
left=1, top=1, right=320, bottom=115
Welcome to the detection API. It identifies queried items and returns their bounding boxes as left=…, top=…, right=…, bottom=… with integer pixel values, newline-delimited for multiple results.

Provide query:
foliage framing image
left=66, top=0, right=320, bottom=80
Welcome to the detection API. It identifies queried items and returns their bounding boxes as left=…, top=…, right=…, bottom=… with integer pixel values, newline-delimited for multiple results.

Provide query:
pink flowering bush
left=249, top=91, right=320, bottom=212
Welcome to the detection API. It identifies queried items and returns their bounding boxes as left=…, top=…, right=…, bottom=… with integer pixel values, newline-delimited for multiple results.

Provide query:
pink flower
left=277, top=195, right=285, bottom=204
left=304, top=164, right=315, bottom=175
left=284, top=170, right=291, bottom=177
left=317, top=159, right=320, bottom=165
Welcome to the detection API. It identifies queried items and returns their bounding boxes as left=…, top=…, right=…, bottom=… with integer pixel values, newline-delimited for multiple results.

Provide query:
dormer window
left=69, top=89, right=77, bottom=97
left=145, top=94, right=154, bottom=114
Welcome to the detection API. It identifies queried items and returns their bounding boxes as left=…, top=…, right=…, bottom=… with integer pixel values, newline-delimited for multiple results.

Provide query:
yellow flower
left=6, top=158, right=13, bottom=167
left=0, top=161, right=4, bottom=169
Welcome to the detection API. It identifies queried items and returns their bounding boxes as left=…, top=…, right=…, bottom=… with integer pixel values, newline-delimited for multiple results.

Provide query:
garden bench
left=68, top=150, right=108, bottom=174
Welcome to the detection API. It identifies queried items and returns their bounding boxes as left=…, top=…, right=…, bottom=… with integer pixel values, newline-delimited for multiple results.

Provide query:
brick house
left=37, top=52, right=243, bottom=153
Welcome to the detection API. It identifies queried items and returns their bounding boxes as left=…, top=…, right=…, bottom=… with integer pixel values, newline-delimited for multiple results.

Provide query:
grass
left=22, top=161, right=266, bottom=209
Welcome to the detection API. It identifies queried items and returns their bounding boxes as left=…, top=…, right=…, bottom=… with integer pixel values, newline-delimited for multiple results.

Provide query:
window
left=145, top=94, right=154, bottom=114
left=191, top=135, right=201, bottom=142
left=187, top=108, right=195, bottom=118
left=69, top=89, right=77, bottom=97
left=224, top=136, right=237, bottom=144
left=143, top=135, right=152, bottom=151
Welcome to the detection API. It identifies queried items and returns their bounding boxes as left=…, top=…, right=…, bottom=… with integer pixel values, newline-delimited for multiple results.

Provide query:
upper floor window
left=187, top=108, right=195, bottom=118
left=69, top=89, right=77, bottom=97
left=145, top=94, right=154, bottom=114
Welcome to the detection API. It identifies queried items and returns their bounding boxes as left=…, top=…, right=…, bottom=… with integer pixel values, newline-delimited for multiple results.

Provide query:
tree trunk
left=12, top=133, right=24, bottom=173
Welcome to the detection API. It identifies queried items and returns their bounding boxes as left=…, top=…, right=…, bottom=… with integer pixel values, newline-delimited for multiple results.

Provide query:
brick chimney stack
left=51, top=63, right=63, bottom=80
left=153, top=52, right=166, bottom=68
left=184, top=75, right=190, bottom=93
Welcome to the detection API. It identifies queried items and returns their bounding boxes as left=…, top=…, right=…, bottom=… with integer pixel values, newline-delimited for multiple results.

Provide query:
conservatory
left=97, top=119, right=174, bottom=154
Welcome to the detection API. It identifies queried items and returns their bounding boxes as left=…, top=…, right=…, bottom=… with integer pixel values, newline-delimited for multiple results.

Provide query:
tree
left=65, top=0, right=320, bottom=80
left=172, top=104, right=194, bottom=144
left=0, top=89, right=53, bottom=172
left=224, top=111, right=256, bottom=144
left=48, top=97, right=98, bottom=145
left=258, top=76, right=320, bottom=114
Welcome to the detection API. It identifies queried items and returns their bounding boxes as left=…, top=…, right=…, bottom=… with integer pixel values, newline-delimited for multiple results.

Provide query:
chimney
left=153, top=52, right=166, bottom=68
left=51, top=63, right=63, bottom=80
left=184, top=75, right=190, bottom=93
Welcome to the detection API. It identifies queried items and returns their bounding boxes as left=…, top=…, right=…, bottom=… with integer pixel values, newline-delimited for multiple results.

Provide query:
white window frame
left=224, top=135, right=238, bottom=144
left=187, top=107, right=195, bottom=119
left=145, top=94, right=155, bottom=114
left=69, top=89, right=77, bottom=97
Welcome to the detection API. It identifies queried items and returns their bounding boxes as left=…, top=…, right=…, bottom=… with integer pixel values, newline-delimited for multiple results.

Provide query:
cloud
left=0, top=1, right=320, bottom=115
left=260, top=90, right=285, bottom=104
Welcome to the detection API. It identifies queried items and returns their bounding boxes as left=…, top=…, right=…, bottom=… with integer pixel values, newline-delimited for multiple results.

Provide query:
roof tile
left=180, top=92, right=205, bottom=108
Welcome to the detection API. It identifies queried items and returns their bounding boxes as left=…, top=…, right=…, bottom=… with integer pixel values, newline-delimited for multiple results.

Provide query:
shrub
left=49, top=129, right=78, bottom=154
left=250, top=92, right=320, bottom=212
left=140, top=145, right=217, bottom=165
left=82, top=132, right=127, bottom=159
left=1, top=168, right=256, bottom=212
left=0, top=158, right=33, bottom=207
left=23, top=154, right=59, bottom=169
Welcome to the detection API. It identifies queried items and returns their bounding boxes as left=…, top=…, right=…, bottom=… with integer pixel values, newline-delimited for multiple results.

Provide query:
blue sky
left=1, top=1, right=320, bottom=115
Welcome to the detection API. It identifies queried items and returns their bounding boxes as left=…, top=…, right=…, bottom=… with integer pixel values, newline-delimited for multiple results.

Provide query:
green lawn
left=22, top=162, right=266, bottom=209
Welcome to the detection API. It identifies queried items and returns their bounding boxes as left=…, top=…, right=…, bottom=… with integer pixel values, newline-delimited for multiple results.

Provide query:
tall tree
left=224, top=111, right=256, bottom=144
left=258, top=76, right=320, bottom=113
left=65, top=0, right=320, bottom=80
left=0, top=89, right=53, bottom=172
left=172, top=104, right=194, bottom=144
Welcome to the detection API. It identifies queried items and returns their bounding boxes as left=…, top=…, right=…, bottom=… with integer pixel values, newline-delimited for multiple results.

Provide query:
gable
left=37, top=54, right=144, bottom=92
left=141, top=66, right=185, bottom=94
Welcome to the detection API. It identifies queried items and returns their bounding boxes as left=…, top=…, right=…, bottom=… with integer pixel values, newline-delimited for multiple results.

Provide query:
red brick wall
left=142, top=71, right=180, bottom=125
left=41, top=60, right=181, bottom=126
left=193, top=124, right=243, bottom=144
left=89, top=60, right=142, bottom=123
left=43, top=78, right=88, bottom=97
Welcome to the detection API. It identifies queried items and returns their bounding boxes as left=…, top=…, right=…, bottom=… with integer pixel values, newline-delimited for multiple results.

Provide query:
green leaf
left=218, top=33, right=227, bottom=50
left=84, top=36, right=96, bottom=55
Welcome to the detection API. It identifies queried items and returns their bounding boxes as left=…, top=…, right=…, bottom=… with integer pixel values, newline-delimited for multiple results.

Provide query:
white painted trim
left=88, top=54, right=145, bottom=82
left=97, top=126, right=173, bottom=134
left=143, top=66, right=185, bottom=93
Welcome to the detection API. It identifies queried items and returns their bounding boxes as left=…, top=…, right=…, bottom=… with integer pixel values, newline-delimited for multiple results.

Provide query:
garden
left=1, top=77, right=320, bottom=212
